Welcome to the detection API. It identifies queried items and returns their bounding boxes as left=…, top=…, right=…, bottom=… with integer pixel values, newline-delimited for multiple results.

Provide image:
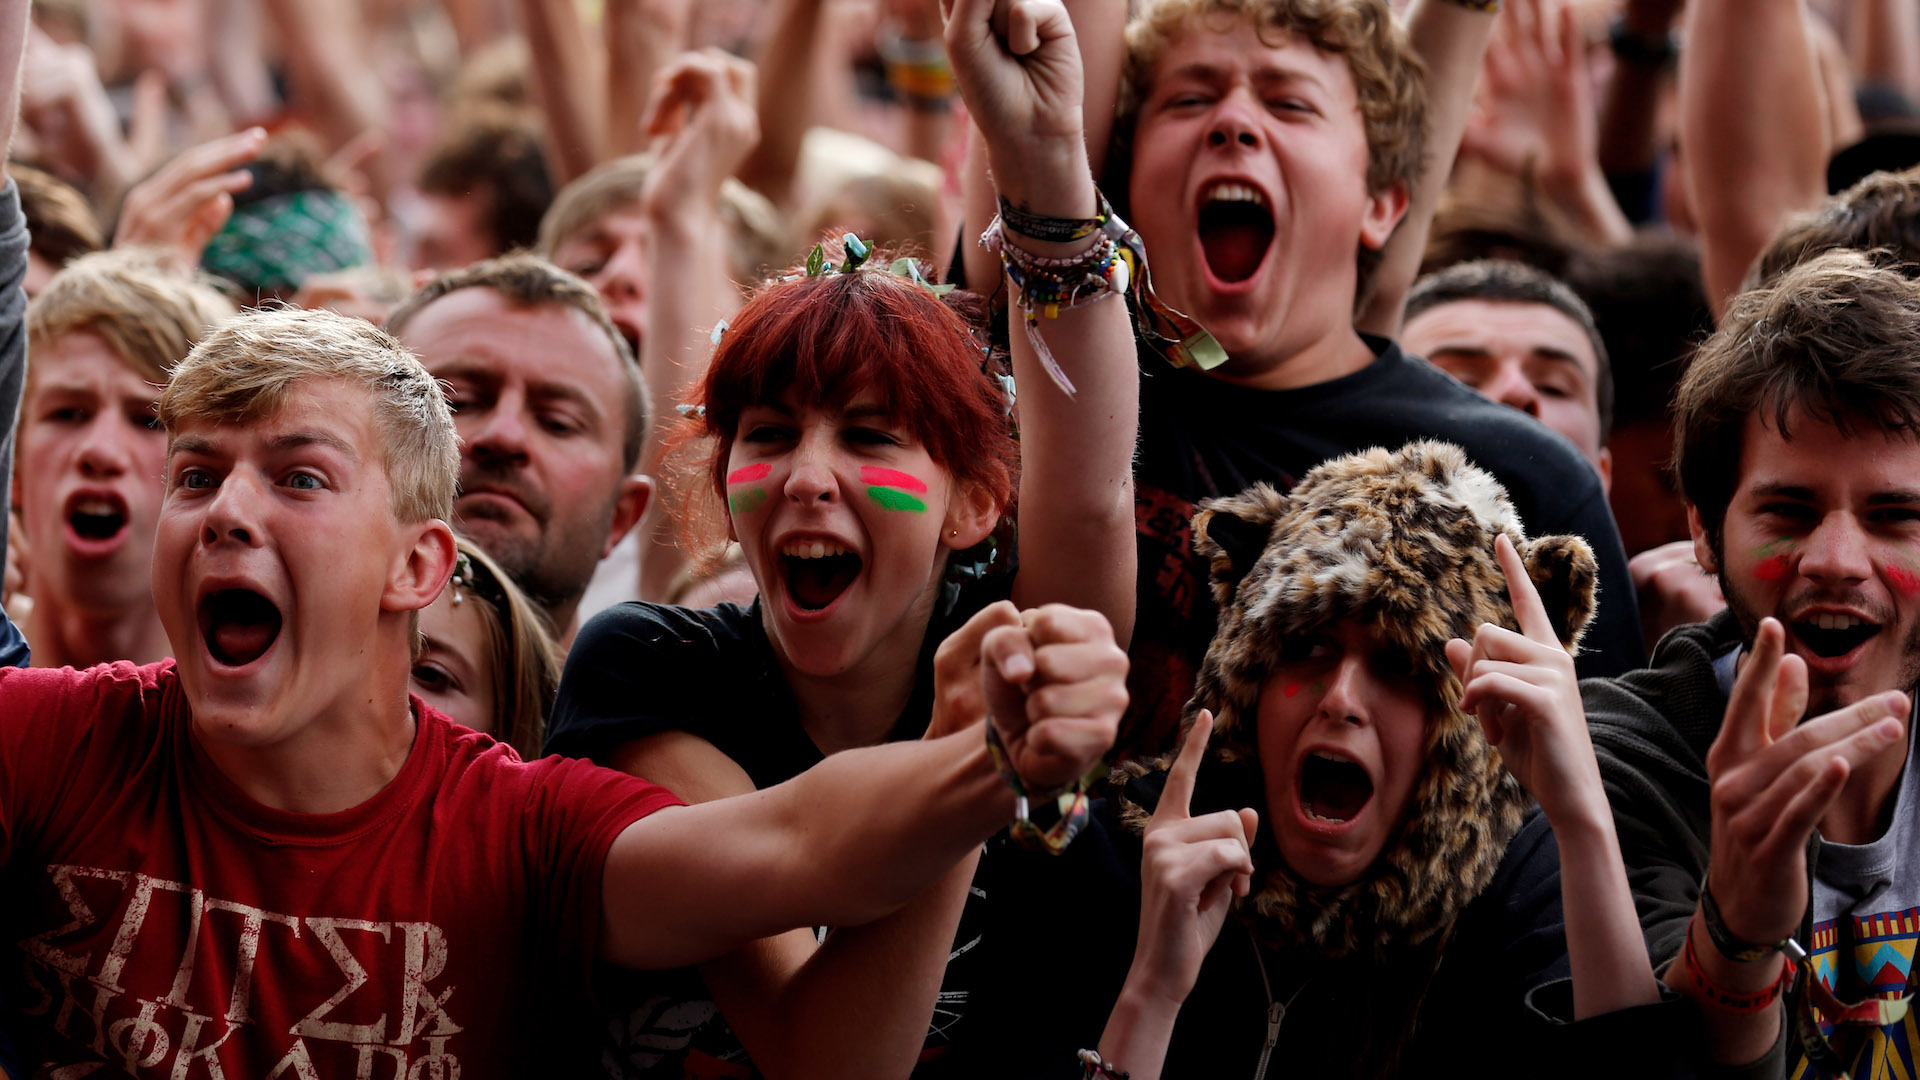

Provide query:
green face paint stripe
left=866, top=486, right=927, bottom=513
left=729, top=488, right=768, bottom=514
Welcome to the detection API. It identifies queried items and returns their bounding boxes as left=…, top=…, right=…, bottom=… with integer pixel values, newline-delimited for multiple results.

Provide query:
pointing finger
left=1158, top=709, right=1214, bottom=824
left=1495, top=534, right=1559, bottom=647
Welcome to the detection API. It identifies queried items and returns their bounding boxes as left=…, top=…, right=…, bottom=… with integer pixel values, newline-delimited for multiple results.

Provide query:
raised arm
left=260, top=0, right=389, bottom=169
left=632, top=51, right=759, bottom=602
left=514, top=0, right=608, bottom=184
left=948, top=0, right=1138, bottom=645
left=1681, top=0, right=1829, bottom=314
left=599, top=604, right=1124, bottom=970
left=1447, top=535, right=1659, bottom=1020
left=1356, top=0, right=1498, bottom=338
left=605, top=0, right=692, bottom=160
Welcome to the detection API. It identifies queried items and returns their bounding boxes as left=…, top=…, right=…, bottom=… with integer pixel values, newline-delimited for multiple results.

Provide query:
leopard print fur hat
left=1185, top=440, right=1598, bottom=959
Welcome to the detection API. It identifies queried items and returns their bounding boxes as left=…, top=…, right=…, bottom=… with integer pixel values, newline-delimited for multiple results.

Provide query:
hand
left=927, top=600, right=1024, bottom=739
left=1629, top=540, right=1726, bottom=651
left=1129, top=711, right=1258, bottom=1007
left=1446, top=534, right=1601, bottom=827
left=1460, top=0, right=1601, bottom=193
left=1704, top=619, right=1908, bottom=947
left=113, top=127, right=266, bottom=268
left=639, top=50, right=761, bottom=218
left=979, top=604, right=1127, bottom=792
left=941, top=0, right=1091, bottom=214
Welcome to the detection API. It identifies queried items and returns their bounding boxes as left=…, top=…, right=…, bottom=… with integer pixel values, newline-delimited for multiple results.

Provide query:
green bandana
left=200, top=189, right=373, bottom=296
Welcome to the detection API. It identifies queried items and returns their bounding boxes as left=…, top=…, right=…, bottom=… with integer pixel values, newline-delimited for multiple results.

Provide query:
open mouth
left=199, top=588, right=284, bottom=668
left=780, top=540, right=862, bottom=612
left=1198, top=183, right=1274, bottom=285
left=1299, top=750, right=1373, bottom=824
left=613, top=318, right=642, bottom=357
left=67, top=494, right=128, bottom=543
left=1791, top=614, right=1882, bottom=659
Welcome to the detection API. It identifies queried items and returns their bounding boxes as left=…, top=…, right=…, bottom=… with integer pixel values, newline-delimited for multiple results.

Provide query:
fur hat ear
left=1520, top=534, right=1599, bottom=651
left=1192, top=484, right=1290, bottom=606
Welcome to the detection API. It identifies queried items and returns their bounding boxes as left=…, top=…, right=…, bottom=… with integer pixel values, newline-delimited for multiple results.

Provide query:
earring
left=949, top=529, right=959, bottom=538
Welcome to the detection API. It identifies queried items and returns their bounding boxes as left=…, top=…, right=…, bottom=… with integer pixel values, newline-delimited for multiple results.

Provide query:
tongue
left=1305, top=761, right=1372, bottom=821
left=787, top=556, right=859, bottom=611
left=1199, top=206, right=1274, bottom=284
left=211, top=620, right=276, bottom=666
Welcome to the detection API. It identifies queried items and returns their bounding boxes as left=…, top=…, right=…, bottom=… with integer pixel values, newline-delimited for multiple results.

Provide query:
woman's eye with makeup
left=411, top=663, right=458, bottom=694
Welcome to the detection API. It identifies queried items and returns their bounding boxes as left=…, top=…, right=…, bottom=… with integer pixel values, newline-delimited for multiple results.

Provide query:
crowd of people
left=0, top=0, right=1915, bottom=1074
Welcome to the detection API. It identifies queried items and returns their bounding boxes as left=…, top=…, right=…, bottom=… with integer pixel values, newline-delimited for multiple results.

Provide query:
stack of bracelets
left=982, top=187, right=1227, bottom=395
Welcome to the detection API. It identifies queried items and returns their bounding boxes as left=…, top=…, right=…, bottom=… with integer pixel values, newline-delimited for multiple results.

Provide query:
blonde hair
left=28, top=248, right=236, bottom=388
left=1118, top=0, right=1427, bottom=198
left=535, top=153, right=791, bottom=285
left=159, top=307, right=458, bottom=525
left=450, top=533, right=561, bottom=759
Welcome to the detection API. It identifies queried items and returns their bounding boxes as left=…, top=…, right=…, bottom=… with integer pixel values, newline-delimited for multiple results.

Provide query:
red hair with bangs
left=694, top=265, right=1017, bottom=522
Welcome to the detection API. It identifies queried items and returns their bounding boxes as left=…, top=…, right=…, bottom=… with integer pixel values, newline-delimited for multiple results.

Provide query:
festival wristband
left=984, top=717, right=1090, bottom=855
left=1078, top=1049, right=1130, bottom=1080
left=1683, top=930, right=1792, bottom=1014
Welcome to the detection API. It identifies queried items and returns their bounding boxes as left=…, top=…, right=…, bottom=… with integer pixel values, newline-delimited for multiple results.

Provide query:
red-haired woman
left=544, top=0, right=1143, bottom=1076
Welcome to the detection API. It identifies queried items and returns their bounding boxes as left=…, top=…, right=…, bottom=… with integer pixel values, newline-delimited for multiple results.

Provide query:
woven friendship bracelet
left=998, top=194, right=1103, bottom=244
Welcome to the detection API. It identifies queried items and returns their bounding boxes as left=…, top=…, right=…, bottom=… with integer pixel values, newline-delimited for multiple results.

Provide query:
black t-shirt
left=1126, top=337, right=1645, bottom=753
left=546, top=581, right=1010, bottom=1079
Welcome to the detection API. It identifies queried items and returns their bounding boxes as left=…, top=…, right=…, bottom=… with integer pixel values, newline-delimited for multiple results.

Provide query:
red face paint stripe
left=1754, top=555, right=1790, bottom=582
left=728, top=463, right=771, bottom=485
left=859, top=467, right=928, bottom=494
left=1891, top=564, right=1920, bottom=595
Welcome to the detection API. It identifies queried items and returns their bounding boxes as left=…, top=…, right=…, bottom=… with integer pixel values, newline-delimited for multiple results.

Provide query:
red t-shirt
left=0, top=660, right=682, bottom=1078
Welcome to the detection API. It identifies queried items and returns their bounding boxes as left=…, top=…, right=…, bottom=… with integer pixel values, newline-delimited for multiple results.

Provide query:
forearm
left=262, top=0, right=388, bottom=153
left=743, top=850, right=981, bottom=1080
left=1681, top=0, right=1828, bottom=313
left=1551, top=807, right=1662, bottom=1019
left=1357, top=0, right=1496, bottom=337
left=0, top=0, right=27, bottom=167
left=1541, top=167, right=1634, bottom=249
left=1092, top=979, right=1183, bottom=1080
left=736, top=0, right=825, bottom=205
left=1662, top=908, right=1783, bottom=1066
left=606, top=0, right=688, bottom=159
left=1597, top=11, right=1673, bottom=176
left=1846, top=0, right=1920, bottom=104
left=516, top=0, right=608, bottom=183
left=987, top=139, right=1139, bottom=646
left=636, top=205, right=740, bottom=601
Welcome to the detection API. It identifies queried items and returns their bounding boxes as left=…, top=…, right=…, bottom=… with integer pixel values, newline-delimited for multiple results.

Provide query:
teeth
left=1304, top=808, right=1348, bottom=823
left=782, top=540, right=850, bottom=559
left=1309, top=750, right=1351, bottom=764
left=1811, top=614, right=1868, bottom=631
left=1205, top=182, right=1267, bottom=207
left=73, top=497, right=117, bottom=516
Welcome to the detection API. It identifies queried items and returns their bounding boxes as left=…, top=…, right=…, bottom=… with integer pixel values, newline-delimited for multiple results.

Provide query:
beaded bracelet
left=1077, top=1049, right=1130, bottom=1080
left=1682, top=928, right=1792, bottom=1014
left=983, top=717, right=1090, bottom=855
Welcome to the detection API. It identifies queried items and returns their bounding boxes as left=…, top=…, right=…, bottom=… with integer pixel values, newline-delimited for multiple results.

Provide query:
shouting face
left=1128, top=22, right=1406, bottom=380
left=1701, top=408, right=1920, bottom=716
left=724, top=391, right=995, bottom=678
left=1255, top=619, right=1428, bottom=887
left=15, top=330, right=168, bottom=617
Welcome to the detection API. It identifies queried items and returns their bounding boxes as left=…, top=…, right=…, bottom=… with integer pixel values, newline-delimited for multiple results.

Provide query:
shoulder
left=1367, top=343, right=1606, bottom=508
left=567, top=600, right=760, bottom=662
left=438, top=703, right=685, bottom=822
left=0, top=658, right=175, bottom=715
left=1582, top=610, right=1738, bottom=763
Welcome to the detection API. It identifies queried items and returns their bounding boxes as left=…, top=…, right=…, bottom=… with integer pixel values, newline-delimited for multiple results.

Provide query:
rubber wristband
left=1701, top=883, right=1788, bottom=964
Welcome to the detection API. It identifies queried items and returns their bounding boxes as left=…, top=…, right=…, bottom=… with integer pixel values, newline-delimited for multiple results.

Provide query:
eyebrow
left=168, top=434, right=216, bottom=458
left=269, top=430, right=360, bottom=461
